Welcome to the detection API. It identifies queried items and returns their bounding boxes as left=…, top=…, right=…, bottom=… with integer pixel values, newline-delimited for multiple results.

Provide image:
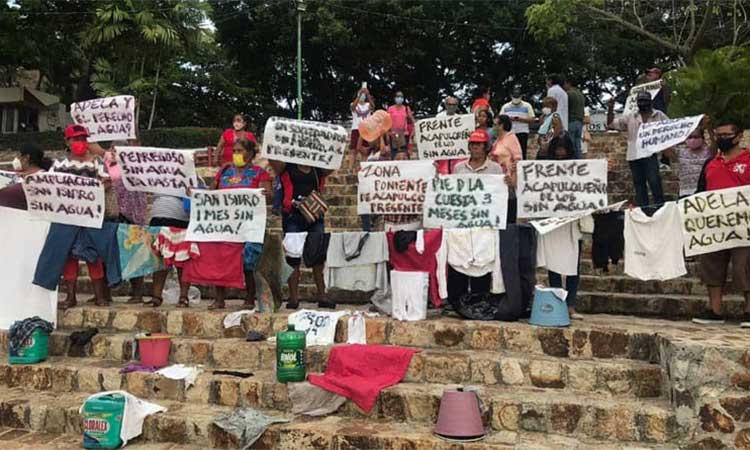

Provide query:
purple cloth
left=120, top=363, right=157, bottom=374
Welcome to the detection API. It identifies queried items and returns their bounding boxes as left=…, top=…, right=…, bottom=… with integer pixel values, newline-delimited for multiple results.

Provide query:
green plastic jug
left=276, top=324, right=306, bottom=383
left=82, top=393, right=125, bottom=449
left=8, top=328, right=49, bottom=365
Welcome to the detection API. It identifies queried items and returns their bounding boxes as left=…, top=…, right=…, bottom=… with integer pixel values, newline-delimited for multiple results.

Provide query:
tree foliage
left=667, top=47, right=750, bottom=129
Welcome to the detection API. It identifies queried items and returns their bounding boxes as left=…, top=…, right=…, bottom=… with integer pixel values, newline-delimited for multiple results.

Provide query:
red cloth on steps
left=308, top=344, right=419, bottom=413
left=387, top=229, right=443, bottom=307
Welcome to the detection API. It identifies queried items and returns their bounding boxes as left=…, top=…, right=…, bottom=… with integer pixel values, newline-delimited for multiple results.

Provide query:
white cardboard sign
left=0, top=170, right=20, bottom=189
left=635, top=114, right=704, bottom=159
left=517, top=160, right=608, bottom=219
left=679, top=186, right=750, bottom=257
left=357, top=160, right=434, bottom=215
left=186, top=188, right=267, bottom=243
left=115, top=146, right=197, bottom=197
left=423, top=174, right=508, bottom=229
left=70, top=95, right=136, bottom=142
left=414, top=114, right=475, bottom=160
left=622, top=80, right=662, bottom=116
left=23, top=172, right=104, bottom=228
left=260, top=117, right=348, bottom=170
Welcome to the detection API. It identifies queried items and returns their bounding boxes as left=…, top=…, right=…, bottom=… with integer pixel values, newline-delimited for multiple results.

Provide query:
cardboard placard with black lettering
left=22, top=172, right=105, bottom=228
left=622, top=80, right=662, bottom=116
left=0, top=170, right=19, bottom=189
left=260, top=117, right=348, bottom=170
left=423, top=174, right=508, bottom=229
left=678, top=186, right=750, bottom=257
left=186, top=188, right=266, bottom=243
left=414, top=114, right=475, bottom=160
left=357, top=160, right=434, bottom=215
left=635, top=114, right=704, bottom=159
left=115, top=146, right=198, bottom=197
left=516, top=160, right=608, bottom=218
left=70, top=95, right=136, bottom=142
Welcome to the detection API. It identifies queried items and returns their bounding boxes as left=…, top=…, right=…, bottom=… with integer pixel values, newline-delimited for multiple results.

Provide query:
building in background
left=0, top=86, right=66, bottom=134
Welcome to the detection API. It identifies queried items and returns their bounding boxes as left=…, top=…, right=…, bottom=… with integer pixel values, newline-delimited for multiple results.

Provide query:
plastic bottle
left=276, top=324, right=306, bottom=383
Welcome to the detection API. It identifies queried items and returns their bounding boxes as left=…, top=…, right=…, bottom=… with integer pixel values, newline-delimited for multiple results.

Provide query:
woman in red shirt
left=214, top=114, right=258, bottom=166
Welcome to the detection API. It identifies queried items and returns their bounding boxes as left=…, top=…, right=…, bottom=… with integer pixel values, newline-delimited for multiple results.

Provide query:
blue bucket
left=530, top=286, right=570, bottom=327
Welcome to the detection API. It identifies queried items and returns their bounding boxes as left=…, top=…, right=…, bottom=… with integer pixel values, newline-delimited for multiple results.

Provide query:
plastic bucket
left=530, top=286, right=570, bottom=327
left=136, top=334, right=171, bottom=368
left=8, top=328, right=49, bottom=365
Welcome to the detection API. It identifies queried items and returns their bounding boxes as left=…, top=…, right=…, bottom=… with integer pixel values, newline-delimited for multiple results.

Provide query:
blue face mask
left=359, top=94, right=367, bottom=102
left=395, top=96, right=404, bottom=105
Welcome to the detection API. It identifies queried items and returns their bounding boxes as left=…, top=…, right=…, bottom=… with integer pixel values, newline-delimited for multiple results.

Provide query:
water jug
left=359, top=110, right=392, bottom=142
left=276, top=324, right=306, bottom=383
left=81, top=393, right=125, bottom=449
left=8, top=328, right=49, bottom=365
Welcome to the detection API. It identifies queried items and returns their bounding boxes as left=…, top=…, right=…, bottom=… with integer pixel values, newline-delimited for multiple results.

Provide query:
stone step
left=0, top=381, right=677, bottom=445
left=0, top=407, right=682, bottom=450
left=0, top=348, right=664, bottom=400
left=48, top=305, right=663, bottom=361
left=575, top=291, right=750, bottom=319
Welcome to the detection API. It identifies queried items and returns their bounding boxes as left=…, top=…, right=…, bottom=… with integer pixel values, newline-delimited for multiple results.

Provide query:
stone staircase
left=1, top=133, right=750, bottom=449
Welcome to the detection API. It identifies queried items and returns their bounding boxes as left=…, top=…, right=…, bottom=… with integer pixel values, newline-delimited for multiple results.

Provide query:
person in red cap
left=214, top=113, right=258, bottom=166
left=453, top=129, right=504, bottom=175
left=53, top=124, right=111, bottom=309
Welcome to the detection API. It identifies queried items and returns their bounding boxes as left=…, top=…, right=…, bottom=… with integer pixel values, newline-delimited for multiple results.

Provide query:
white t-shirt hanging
left=391, top=271, right=429, bottom=321
left=351, top=102, right=372, bottom=131
left=624, top=202, right=687, bottom=281
left=536, top=221, right=582, bottom=276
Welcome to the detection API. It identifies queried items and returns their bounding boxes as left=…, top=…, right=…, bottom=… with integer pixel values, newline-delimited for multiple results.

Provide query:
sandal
left=177, top=296, right=190, bottom=308
left=208, top=299, right=225, bottom=310
left=285, top=299, right=299, bottom=310
left=244, top=297, right=257, bottom=309
left=145, top=296, right=163, bottom=308
left=126, top=296, right=143, bottom=304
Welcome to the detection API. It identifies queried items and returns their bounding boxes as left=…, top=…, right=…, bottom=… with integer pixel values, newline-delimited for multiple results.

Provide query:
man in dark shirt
left=564, top=78, right=586, bottom=158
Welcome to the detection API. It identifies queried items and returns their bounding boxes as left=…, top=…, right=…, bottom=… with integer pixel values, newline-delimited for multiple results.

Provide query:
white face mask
left=511, top=97, right=521, bottom=104
left=12, top=157, right=22, bottom=171
left=542, top=107, right=552, bottom=116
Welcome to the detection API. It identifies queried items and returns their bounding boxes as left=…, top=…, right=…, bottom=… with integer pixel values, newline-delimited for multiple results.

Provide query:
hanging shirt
left=536, top=221, right=582, bottom=276
left=624, top=202, right=687, bottom=281
left=436, top=229, right=504, bottom=297
left=387, top=229, right=443, bottom=307
left=283, top=232, right=308, bottom=258
left=325, top=232, right=390, bottom=292
left=391, top=271, right=429, bottom=322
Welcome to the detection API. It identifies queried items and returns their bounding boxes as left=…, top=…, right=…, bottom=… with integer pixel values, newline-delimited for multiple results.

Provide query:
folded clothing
left=308, top=344, right=419, bottom=413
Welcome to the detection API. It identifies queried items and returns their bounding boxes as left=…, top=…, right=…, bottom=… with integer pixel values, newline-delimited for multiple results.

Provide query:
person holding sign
left=53, top=125, right=111, bottom=309
left=214, top=114, right=258, bottom=166
left=0, top=143, right=52, bottom=210
left=453, top=130, right=504, bottom=175
left=607, top=91, right=669, bottom=207
left=692, top=120, right=750, bottom=326
left=268, top=160, right=331, bottom=310
left=209, top=138, right=272, bottom=310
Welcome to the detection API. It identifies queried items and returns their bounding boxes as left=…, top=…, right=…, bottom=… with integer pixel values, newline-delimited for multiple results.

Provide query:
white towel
left=223, top=309, right=256, bottom=329
left=156, top=364, right=203, bottom=388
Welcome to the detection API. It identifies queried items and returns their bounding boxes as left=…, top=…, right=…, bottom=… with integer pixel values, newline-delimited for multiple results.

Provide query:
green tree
left=84, top=0, right=208, bottom=129
left=667, top=46, right=750, bottom=129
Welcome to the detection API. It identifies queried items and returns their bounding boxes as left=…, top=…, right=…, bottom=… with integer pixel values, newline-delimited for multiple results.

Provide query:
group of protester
left=0, top=69, right=748, bottom=326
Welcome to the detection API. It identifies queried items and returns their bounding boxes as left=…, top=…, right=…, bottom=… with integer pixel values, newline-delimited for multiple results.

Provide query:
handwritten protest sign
left=186, top=188, right=266, bottom=243
left=22, top=172, right=104, bottom=228
left=530, top=200, right=628, bottom=235
left=115, top=146, right=197, bottom=197
left=288, top=309, right=348, bottom=346
left=357, top=160, right=434, bottom=215
left=678, top=186, right=750, bottom=257
left=414, top=114, right=475, bottom=160
left=423, top=174, right=508, bottom=229
left=622, top=80, right=662, bottom=116
left=70, top=95, right=136, bottom=142
left=0, top=170, right=19, bottom=189
left=635, top=114, right=704, bottom=159
left=517, top=160, right=608, bottom=219
left=261, top=117, right=348, bottom=170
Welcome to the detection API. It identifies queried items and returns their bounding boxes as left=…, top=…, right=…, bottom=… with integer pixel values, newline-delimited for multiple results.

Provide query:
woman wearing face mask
left=663, top=125, right=715, bottom=198
left=490, top=114, right=522, bottom=172
left=536, top=96, right=564, bottom=158
left=0, top=143, right=52, bottom=210
left=204, top=138, right=272, bottom=310
left=349, top=86, right=374, bottom=171
left=386, top=90, right=415, bottom=158
left=53, top=125, right=111, bottom=309
left=214, top=114, right=258, bottom=166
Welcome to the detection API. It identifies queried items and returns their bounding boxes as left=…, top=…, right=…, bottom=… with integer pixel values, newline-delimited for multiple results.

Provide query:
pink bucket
left=137, top=334, right=172, bottom=368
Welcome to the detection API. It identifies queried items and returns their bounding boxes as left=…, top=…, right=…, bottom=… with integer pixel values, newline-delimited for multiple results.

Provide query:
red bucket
left=136, top=334, right=172, bottom=368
